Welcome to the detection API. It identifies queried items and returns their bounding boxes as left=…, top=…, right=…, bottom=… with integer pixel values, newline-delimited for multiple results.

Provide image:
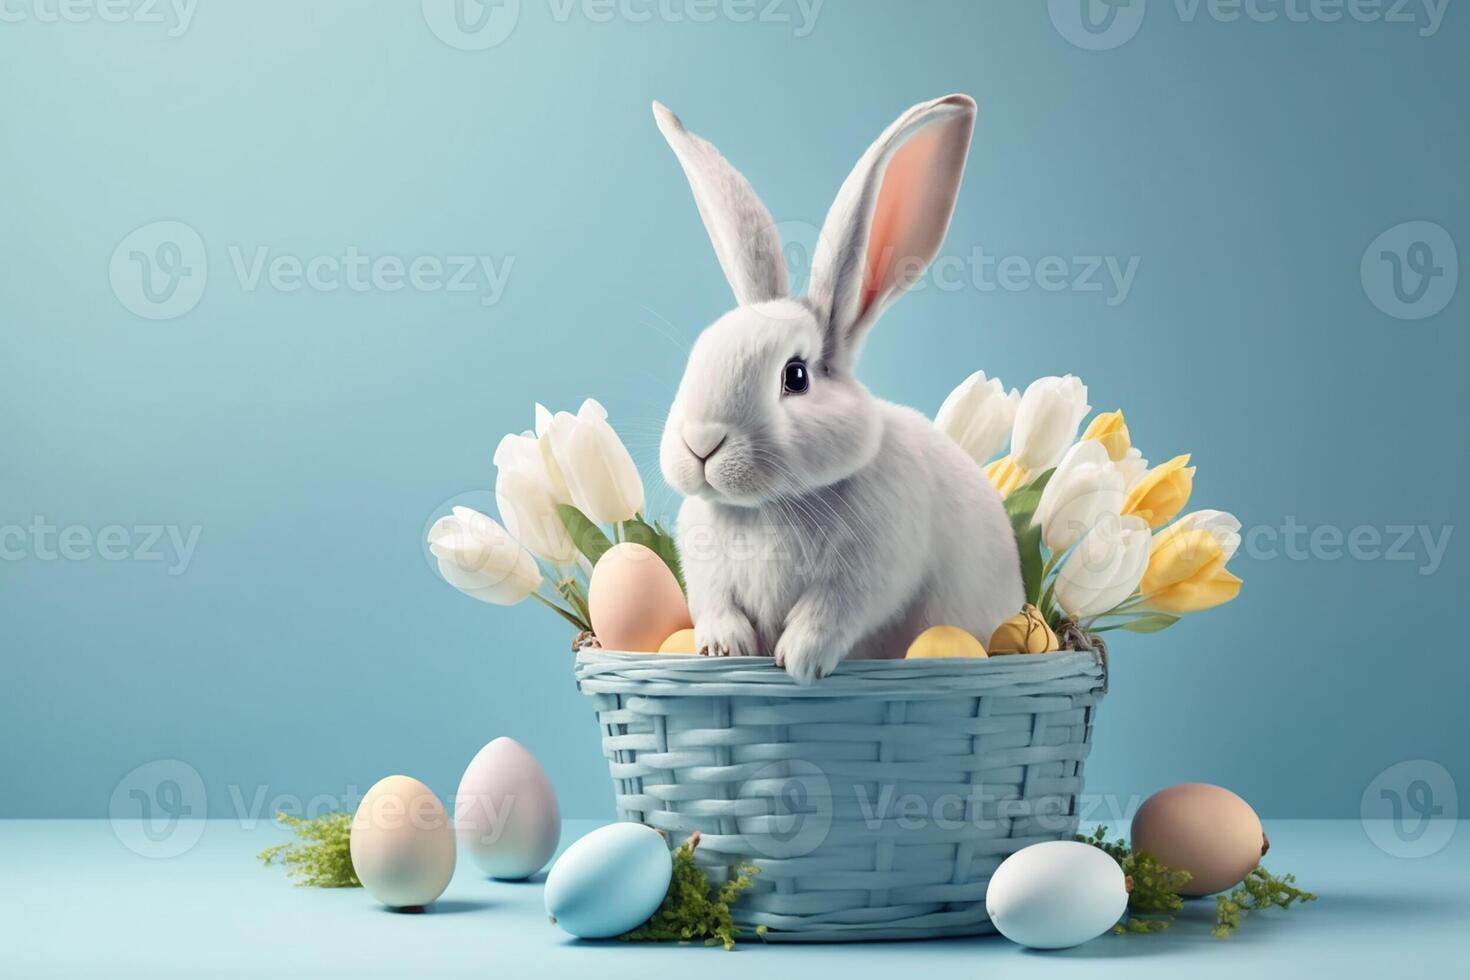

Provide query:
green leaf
left=556, top=505, right=613, bottom=565
left=1114, top=613, right=1181, bottom=634
left=1008, top=502, right=1045, bottom=606
left=622, top=517, right=686, bottom=594
left=1015, top=466, right=1056, bottom=497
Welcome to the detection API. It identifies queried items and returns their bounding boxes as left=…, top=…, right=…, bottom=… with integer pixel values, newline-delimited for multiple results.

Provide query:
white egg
left=350, top=775, right=456, bottom=909
left=545, top=823, right=673, bottom=939
left=986, top=840, right=1128, bottom=949
left=454, top=736, right=561, bottom=880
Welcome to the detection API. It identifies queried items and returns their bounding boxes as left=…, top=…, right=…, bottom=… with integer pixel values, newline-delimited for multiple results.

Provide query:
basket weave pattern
left=575, top=650, right=1107, bottom=942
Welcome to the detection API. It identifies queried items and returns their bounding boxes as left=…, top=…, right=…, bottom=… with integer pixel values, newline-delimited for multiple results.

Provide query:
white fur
left=654, top=96, right=1023, bottom=683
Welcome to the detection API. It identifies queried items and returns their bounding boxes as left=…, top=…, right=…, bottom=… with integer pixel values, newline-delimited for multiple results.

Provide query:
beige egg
left=350, top=775, right=456, bottom=909
left=588, top=543, right=692, bottom=652
left=658, top=628, right=697, bottom=654
left=1131, top=783, right=1266, bottom=896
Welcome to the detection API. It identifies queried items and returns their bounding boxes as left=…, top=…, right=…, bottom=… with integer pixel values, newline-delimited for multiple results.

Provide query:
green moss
left=1076, top=826, right=1190, bottom=933
left=257, top=812, right=360, bottom=888
left=1077, top=826, right=1312, bottom=938
left=1213, top=866, right=1317, bottom=938
left=620, top=832, right=766, bottom=951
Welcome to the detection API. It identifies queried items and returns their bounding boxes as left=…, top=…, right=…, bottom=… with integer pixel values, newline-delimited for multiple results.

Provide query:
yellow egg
left=588, top=543, right=692, bottom=652
left=658, top=628, right=697, bottom=654
left=1131, top=783, right=1267, bottom=896
left=905, top=625, right=987, bottom=659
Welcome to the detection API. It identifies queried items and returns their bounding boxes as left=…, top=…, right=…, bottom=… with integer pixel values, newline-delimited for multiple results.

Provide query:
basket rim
left=574, top=649, right=1106, bottom=700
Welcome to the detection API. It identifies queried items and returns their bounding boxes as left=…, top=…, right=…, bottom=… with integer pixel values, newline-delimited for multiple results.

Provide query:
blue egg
left=544, top=823, right=673, bottom=939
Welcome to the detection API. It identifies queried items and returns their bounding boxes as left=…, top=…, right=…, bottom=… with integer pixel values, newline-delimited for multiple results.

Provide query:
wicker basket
left=574, top=649, right=1107, bottom=942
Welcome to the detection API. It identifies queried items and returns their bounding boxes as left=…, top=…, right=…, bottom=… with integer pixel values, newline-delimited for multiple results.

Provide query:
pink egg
left=588, top=543, right=691, bottom=652
left=454, top=737, right=560, bottom=880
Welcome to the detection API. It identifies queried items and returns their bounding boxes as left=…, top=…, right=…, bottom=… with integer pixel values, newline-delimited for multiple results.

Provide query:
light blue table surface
left=4, top=820, right=1464, bottom=978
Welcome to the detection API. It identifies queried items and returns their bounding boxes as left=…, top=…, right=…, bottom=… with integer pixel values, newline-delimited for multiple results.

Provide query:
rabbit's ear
left=654, top=102, right=788, bottom=307
left=808, top=94, right=976, bottom=368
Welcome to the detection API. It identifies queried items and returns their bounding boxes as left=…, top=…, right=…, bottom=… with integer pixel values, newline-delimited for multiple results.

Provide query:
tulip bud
left=1055, top=515, right=1151, bottom=619
left=1081, top=409, right=1130, bottom=462
left=1116, top=447, right=1149, bottom=490
left=494, top=433, right=579, bottom=566
left=427, top=507, right=542, bottom=605
left=1123, top=454, right=1195, bottom=529
left=1033, top=440, right=1126, bottom=553
left=1141, top=512, right=1243, bottom=613
left=1011, top=375, right=1090, bottom=473
left=989, top=604, right=1060, bottom=655
left=984, top=455, right=1028, bottom=498
left=542, top=399, right=645, bottom=525
left=935, top=371, right=1020, bottom=467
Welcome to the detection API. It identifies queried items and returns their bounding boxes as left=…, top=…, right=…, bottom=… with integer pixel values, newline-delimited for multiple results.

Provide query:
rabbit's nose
left=682, top=421, right=728, bottom=462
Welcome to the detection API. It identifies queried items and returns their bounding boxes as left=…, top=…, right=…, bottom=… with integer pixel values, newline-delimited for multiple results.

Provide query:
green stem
left=531, top=591, right=589, bottom=631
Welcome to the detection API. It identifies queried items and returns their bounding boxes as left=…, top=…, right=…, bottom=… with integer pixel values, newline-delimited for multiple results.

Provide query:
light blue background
left=1, top=1, right=1465, bottom=819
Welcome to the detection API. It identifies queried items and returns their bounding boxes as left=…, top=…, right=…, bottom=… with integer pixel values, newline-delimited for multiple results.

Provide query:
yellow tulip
left=1141, top=527, right=1242, bottom=613
left=984, top=455, right=1028, bottom=498
left=989, top=604, right=1060, bottom=654
left=1081, top=410, right=1130, bottom=462
left=1123, top=454, right=1195, bottom=528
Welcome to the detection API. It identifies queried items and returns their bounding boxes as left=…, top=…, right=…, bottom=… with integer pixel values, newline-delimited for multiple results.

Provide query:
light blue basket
left=574, top=649, right=1107, bottom=941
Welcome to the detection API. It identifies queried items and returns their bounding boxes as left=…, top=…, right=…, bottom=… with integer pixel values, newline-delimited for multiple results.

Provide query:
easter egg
left=588, top=543, right=692, bottom=652
left=658, top=628, right=697, bottom=654
left=905, top=625, right=987, bottom=659
left=986, top=840, right=1128, bottom=949
left=350, top=775, right=456, bottom=909
left=989, top=604, right=1060, bottom=655
left=1131, top=783, right=1266, bottom=895
left=454, top=737, right=560, bottom=880
left=545, top=823, right=673, bottom=939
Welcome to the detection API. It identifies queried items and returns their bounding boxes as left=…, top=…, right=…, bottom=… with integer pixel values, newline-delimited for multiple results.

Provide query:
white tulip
left=494, top=432, right=579, bottom=566
left=1055, top=515, right=1150, bottom=619
left=1116, top=447, right=1148, bottom=489
left=532, top=405, right=573, bottom=505
left=934, top=371, right=1020, bottom=466
left=1033, top=440, right=1126, bottom=553
left=1011, top=375, right=1090, bottom=474
left=1162, top=509, right=1242, bottom=561
left=542, top=399, right=644, bottom=525
left=427, top=506, right=541, bottom=605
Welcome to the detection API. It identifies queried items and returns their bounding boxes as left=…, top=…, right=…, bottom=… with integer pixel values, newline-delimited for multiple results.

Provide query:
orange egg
left=587, top=543, right=692, bottom=652
left=1131, top=783, right=1266, bottom=896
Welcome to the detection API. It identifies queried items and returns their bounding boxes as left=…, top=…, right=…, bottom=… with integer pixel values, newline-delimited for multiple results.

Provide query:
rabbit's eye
left=782, top=358, right=810, bottom=395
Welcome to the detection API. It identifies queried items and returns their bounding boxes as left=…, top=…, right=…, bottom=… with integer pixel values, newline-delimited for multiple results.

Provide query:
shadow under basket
left=574, top=649, right=1107, bottom=942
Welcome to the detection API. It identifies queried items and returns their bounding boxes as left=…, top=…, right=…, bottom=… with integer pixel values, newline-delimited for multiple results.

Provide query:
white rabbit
left=654, top=94, right=1023, bottom=684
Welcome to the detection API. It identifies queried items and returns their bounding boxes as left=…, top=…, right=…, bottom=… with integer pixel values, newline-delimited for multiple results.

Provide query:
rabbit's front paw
left=694, top=610, right=757, bottom=658
left=774, top=626, right=842, bottom=685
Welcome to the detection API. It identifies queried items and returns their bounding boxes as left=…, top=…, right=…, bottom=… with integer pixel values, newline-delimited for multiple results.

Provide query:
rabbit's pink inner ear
left=860, top=123, right=965, bottom=321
